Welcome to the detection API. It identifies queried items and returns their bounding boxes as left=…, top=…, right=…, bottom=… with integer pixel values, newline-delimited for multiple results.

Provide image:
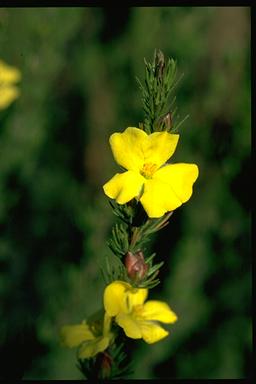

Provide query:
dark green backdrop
left=0, top=7, right=251, bottom=379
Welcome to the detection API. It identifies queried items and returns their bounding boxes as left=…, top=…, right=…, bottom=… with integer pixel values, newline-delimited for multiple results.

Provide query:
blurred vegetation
left=0, top=7, right=251, bottom=379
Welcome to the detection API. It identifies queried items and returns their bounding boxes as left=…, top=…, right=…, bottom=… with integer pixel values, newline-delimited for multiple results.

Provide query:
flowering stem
left=61, top=49, right=198, bottom=380
left=98, top=51, right=182, bottom=377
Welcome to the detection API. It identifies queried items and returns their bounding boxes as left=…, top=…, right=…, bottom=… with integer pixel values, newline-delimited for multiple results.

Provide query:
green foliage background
left=0, top=7, right=251, bottom=379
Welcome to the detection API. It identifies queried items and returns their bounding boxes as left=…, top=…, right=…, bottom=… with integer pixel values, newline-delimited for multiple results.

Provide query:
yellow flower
left=60, top=313, right=113, bottom=359
left=103, top=127, right=199, bottom=218
left=0, top=59, right=21, bottom=110
left=104, top=280, right=177, bottom=344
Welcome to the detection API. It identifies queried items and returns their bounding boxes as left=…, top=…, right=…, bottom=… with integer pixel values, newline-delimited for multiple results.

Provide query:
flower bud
left=155, top=49, right=165, bottom=79
left=101, top=352, right=112, bottom=378
left=158, top=112, right=172, bottom=131
left=125, top=251, right=148, bottom=281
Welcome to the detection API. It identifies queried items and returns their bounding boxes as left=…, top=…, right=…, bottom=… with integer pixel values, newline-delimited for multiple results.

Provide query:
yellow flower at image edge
left=0, top=59, right=21, bottom=110
left=60, top=313, right=112, bottom=359
left=104, top=280, right=177, bottom=344
left=103, top=127, right=199, bottom=218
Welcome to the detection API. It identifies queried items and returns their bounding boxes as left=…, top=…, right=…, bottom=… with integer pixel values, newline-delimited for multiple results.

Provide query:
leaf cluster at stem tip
left=136, top=48, right=189, bottom=134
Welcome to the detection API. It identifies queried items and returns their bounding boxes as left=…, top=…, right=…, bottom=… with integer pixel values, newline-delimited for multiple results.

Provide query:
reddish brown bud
left=155, top=49, right=165, bottom=78
left=125, top=251, right=148, bottom=281
left=158, top=112, right=172, bottom=131
left=163, top=112, right=172, bottom=130
left=101, top=352, right=112, bottom=378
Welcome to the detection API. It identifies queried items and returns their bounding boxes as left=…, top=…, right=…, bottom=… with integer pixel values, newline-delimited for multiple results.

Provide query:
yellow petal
left=109, top=127, right=147, bottom=171
left=104, top=281, right=148, bottom=317
left=109, top=128, right=179, bottom=172
left=104, top=281, right=130, bottom=317
left=116, top=313, right=142, bottom=339
left=60, top=323, right=94, bottom=348
left=140, top=321, right=169, bottom=344
left=78, top=336, right=110, bottom=359
left=154, top=163, right=199, bottom=203
left=142, top=300, right=178, bottom=323
left=140, top=178, right=182, bottom=218
left=0, top=60, right=21, bottom=83
left=126, top=287, right=148, bottom=310
left=103, top=170, right=144, bottom=204
left=0, top=86, right=20, bottom=110
left=143, top=131, right=179, bottom=168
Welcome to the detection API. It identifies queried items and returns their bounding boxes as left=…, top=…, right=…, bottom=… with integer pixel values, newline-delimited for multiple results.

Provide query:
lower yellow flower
left=60, top=313, right=112, bottom=359
left=0, top=59, right=21, bottom=110
left=104, top=281, right=177, bottom=344
left=103, top=127, right=199, bottom=218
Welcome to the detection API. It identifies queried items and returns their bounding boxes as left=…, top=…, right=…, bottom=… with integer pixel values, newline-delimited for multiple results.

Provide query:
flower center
left=140, top=163, right=158, bottom=179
